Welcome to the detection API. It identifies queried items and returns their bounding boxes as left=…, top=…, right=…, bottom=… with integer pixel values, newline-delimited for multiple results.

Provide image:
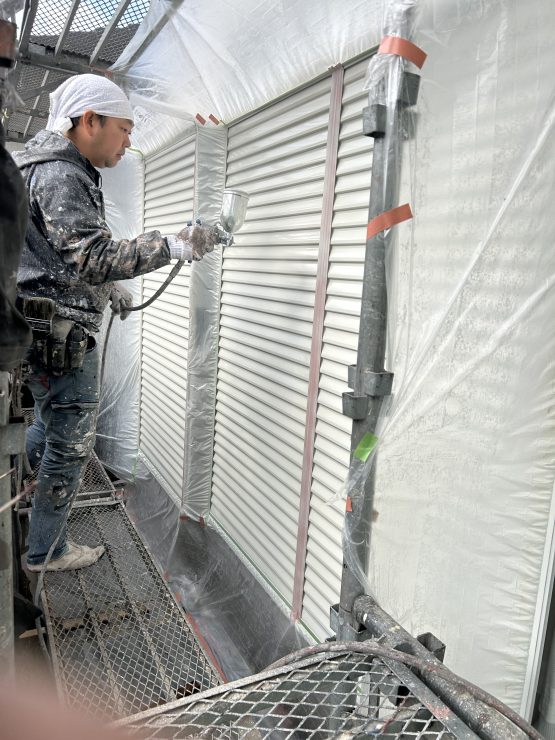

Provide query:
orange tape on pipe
left=195, top=113, right=206, bottom=125
left=346, top=496, right=353, bottom=513
left=366, top=203, right=413, bottom=240
left=379, top=35, right=427, bottom=69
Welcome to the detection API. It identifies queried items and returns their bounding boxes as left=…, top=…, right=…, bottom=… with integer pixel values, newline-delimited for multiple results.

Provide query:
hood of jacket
left=13, top=129, right=100, bottom=186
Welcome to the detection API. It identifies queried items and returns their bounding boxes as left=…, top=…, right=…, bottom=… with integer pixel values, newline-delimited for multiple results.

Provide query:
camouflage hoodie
left=14, top=129, right=171, bottom=332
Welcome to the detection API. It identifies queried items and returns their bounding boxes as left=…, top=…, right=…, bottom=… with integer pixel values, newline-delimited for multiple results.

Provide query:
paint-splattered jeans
left=25, top=344, right=100, bottom=566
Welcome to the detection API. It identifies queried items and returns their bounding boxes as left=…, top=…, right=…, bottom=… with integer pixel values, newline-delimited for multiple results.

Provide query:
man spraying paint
left=14, top=74, right=219, bottom=572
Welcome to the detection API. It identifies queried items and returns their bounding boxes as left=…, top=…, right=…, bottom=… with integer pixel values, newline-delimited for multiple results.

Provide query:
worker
left=14, top=74, right=219, bottom=573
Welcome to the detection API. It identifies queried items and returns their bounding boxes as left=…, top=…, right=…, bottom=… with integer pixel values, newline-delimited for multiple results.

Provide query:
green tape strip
left=354, top=432, right=378, bottom=462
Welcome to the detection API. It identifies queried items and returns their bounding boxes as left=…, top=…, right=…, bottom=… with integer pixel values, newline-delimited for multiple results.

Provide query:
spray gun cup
left=220, top=189, right=249, bottom=235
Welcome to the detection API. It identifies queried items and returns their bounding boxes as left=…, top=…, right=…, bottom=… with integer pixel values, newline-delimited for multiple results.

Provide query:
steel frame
left=6, top=0, right=185, bottom=142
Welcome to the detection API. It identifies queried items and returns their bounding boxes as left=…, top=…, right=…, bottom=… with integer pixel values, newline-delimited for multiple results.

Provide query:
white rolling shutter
left=139, top=135, right=195, bottom=503
left=211, top=77, right=332, bottom=607
left=302, top=59, right=373, bottom=638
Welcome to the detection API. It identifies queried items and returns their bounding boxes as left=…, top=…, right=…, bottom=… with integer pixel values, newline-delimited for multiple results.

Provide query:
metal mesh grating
left=29, top=0, right=132, bottom=37
left=6, top=0, right=149, bottom=142
left=7, top=65, right=71, bottom=142
left=6, top=111, right=30, bottom=135
left=26, top=26, right=140, bottom=63
left=41, top=501, right=220, bottom=717
left=93, top=23, right=141, bottom=63
left=123, top=653, right=478, bottom=739
left=117, top=0, right=150, bottom=29
left=17, top=61, right=52, bottom=91
left=31, top=0, right=75, bottom=36
left=26, top=115, right=49, bottom=138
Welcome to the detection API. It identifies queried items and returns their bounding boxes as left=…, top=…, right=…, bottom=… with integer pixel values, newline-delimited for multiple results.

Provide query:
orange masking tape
left=378, top=35, right=427, bottom=69
left=195, top=113, right=206, bottom=125
left=366, top=203, right=413, bottom=240
left=208, top=114, right=220, bottom=124
left=346, top=496, right=353, bottom=513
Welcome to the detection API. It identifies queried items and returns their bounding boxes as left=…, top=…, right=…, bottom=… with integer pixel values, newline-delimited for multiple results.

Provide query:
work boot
left=27, top=542, right=105, bottom=572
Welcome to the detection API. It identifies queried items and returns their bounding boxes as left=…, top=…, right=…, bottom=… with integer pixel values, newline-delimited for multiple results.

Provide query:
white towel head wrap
left=46, top=73, right=134, bottom=134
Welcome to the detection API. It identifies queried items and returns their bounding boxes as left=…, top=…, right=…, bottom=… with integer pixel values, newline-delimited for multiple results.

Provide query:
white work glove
left=109, top=283, right=133, bottom=320
left=167, top=223, right=220, bottom=262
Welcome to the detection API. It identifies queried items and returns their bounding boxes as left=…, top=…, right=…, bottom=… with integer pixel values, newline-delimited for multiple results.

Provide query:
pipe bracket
left=347, top=366, right=394, bottom=397
left=342, top=391, right=369, bottom=420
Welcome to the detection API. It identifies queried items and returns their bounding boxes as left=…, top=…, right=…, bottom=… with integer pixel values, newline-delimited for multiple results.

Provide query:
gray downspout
left=337, top=2, right=421, bottom=639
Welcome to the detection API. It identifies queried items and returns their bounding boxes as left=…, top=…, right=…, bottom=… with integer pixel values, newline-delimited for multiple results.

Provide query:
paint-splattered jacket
left=14, top=130, right=171, bottom=332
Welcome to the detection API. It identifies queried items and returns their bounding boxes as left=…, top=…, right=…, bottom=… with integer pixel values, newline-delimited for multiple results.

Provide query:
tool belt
left=20, top=297, right=94, bottom=376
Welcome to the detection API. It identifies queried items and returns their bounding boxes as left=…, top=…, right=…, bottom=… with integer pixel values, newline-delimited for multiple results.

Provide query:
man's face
left=89, top=115, right=133, bottom=168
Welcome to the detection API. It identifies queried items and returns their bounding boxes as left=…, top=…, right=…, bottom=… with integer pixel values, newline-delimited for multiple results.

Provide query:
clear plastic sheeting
left=83, top=0, right=555, bottom=726
left=182, top=126, right=226, bottom=521
left=124, top=473, right=309, bottom=682
left=338, top=0, right=555, bottom=720
left=95, top=149, right=144, bottom=480
left=123, top=460, right=181, bottom=574
left=111, top=0, right=384, bottom=155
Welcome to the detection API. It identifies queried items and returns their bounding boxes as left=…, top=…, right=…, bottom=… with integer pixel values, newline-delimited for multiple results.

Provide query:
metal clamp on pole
left=341, top=391, right=368, bottom=420
left=330, top=603, right=369, bottom=642
left=342, top=367, right=393, bottom=419
left=399, top=71, right=421, bottom=107
left=347, top=365, right=394, bottom=397
left=362, top=71, right=419, bottom=139
left=362, top=103, right=387, bottom=138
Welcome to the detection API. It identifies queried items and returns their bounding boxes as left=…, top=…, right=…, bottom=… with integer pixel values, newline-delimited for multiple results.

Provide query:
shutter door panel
left=211, top=77, right=332, bottom=608
left=302, top=58, right=373, bottom=638
left=139, top=135, right=195, bottom=503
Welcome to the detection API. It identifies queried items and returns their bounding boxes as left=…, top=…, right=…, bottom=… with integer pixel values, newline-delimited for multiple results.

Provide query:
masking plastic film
left=336, top=0, right=555, bottom=723
left=95, top=149, right=144, bottom=480
left=181, top=126, right=226, bottom=521
left=124, top=474, right=310, bottom=683
left=111, top=0, right=384, bottom=156
left=96, top=128, right=225, bottom=500
left=96, top=0, right=555, bottom=724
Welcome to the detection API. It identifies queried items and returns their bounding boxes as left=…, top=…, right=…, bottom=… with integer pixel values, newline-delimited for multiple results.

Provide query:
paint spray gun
left=126, top=189, right=250, bottom=315
left=185, top=189, right=250, bottom=254
left=103, top=189, right=250, bottom=383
